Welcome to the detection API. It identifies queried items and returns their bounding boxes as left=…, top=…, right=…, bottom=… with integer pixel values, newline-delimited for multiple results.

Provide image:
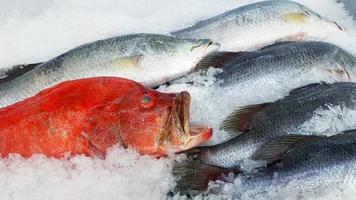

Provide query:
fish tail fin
left=196, top=51, right=243, bottom=70
left=172, top=160, right=230, bottom=195
left=0, top=62, right=42, bottom=84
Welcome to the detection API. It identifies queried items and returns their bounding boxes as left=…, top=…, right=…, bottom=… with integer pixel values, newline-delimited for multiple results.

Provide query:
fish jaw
left=156, top=91, right=212, bottom=156
left=178, top=125, right=213, bottom=152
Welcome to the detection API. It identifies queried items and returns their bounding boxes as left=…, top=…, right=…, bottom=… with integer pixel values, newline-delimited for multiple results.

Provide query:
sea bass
left=172, top=0, right=344, bottom=51
left=174, top=130, right=356, bottom=195
left=0, top=33, right=219, bottom=108
left=198, top=41, right=356, bottom=97
left=238, top=131, right=356, bottom=198
left=172, top=82, right=356, bottom=192
left=0, top=77, right=212, bottom=158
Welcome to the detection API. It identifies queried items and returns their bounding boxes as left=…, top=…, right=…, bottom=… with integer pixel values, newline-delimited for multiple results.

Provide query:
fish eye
left=141, top=93, right=155, bottom=108
left=143, top=95, right=151, bottom=103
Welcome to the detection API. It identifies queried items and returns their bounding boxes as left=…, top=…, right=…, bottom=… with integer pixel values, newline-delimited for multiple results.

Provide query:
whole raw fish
left=0, top=77, right=212, bottom=158
left=0, top=33, right=219, bottom=108
left=174, top=130, right=356, bottom=196
left=172, top=0, right=344, bottom=51
left=173, top=82, right=356, bottom=193
left=194, top=41, right=356, bottom=105
left=237, top=130, right=356, bottom=198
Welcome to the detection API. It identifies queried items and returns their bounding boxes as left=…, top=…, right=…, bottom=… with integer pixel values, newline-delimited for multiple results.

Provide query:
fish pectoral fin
left=219, top=103, right=270, bottom=133
left=0, top=62, right=42, bottom=84
left=80, top=124, right=121, bottom=159
left=282, top=12, right=309, bottom=24
left=80, top=132, right=106, bottom=159
left=251, top=135, right=322, bottom=163
left=172, top=160, right=232, bottom=195
left=196, top=51, right=249, bottom=70
left=326, top=67, right=351, bottom=81
left=109, top=55, right=144, bottom=68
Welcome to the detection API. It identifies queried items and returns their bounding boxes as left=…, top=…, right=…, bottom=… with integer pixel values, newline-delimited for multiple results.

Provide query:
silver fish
left=197, top=41, right=356, bottom=102
left=0, top=33, right=219, bottom=108
left=237, top=131, right=356, bottom=198
left=172, top=0, right=344, bottom=51
left=173, top=82, right=356, bottom=194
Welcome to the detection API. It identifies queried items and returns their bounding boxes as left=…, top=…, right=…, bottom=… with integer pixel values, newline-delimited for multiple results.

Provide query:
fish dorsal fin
left=288, top=82, right=327, bottom=96
left=258, top=41, right=296, bottom=51
left=196, top=51, right=250, bottom=70
left=251, top=135, right=322, bottom=163
left=340, top=129, right=356, bottom=135
left=220, top=103, right=270, bottom=133
left=0, top=62, right=42, bottom=84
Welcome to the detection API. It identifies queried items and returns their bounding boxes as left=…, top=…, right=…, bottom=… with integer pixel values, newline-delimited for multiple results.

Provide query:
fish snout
left=191, top=39, right=220, bottom=56
left=204, top=40, right=220, bottom=56
left=170, top=91, right=212, bottom=152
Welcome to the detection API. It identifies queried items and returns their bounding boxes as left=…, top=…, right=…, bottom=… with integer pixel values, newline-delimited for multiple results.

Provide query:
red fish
left=0, top=77, right=212, bottom=158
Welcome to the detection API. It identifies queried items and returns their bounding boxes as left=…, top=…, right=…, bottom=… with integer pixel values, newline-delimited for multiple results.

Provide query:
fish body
left=0, top=77, right=212, bottom=158
left=0, top=33, right=219, bottom=108
left=193, top=82, right=356, bottom=169
left=172, top=0, right=344, bottom=51
left=197, top=41, right=356, bottom=100
left=242, top=131, right=356, bottom=193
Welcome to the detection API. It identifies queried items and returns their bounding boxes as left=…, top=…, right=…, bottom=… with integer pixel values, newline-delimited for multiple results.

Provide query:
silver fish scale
left=242, top=133, right=356, bottom=191
left=198, top=82, right=356, bottom=169
left=220, top=42, right=347, bottom=88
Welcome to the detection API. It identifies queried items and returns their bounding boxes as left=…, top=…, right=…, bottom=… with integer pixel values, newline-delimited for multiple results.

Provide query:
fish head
left=295, top=4, right=345, bottom=34
left=136, top=34, right=219, bottom=70
left=116, top=85, right=212, bottom=156
left=334, top=48, right=356, bottom=80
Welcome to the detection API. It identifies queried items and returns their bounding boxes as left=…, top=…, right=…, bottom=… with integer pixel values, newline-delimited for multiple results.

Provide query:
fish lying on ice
left=173, top=82, right=356, bottom=192
left=197, top=41, right=356, bottom=100
left=174, top=130, right=356, bottom=196
left=237, top=130, right=356, bottom=197
left=0, top=33, right=219, bottom=108
left=0, top=77, right=212, bottom=158
left=172, top=0, right=344, bottom=51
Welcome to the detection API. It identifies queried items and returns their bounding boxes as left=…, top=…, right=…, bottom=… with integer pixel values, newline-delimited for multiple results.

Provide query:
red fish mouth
left=173, top=91, right=212, bottom=152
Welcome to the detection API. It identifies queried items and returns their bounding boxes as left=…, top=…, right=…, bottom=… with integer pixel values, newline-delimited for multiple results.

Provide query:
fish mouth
left=333, top=21, right=344, bottom=31
left=173, top=91, right=212, bottom=152
left=191, top=39, right=220, bottom=57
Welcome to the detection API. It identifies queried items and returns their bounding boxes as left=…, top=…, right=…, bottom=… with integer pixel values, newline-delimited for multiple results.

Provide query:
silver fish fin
left=251, top=135, right=322, bottom=162
left=258, top=41, right=296, bottom=51
left=0, top=62, right=42, bottom=84
left=196, top=51, right=249, bottom=70
left=172, top=160, right=231, bottom=195
left=288, top=82, right=328, bottom=96
left=340, top=129, right=356, bottom=135
left=220, top=103, right=270, bottom=134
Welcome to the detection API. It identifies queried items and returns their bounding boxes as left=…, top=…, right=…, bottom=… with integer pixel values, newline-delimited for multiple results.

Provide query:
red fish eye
left=141, top=93, right=155, bottom=108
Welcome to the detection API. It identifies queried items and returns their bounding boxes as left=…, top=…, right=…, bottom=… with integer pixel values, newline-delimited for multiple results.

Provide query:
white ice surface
left=1, top=0, right=356, bottom=199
